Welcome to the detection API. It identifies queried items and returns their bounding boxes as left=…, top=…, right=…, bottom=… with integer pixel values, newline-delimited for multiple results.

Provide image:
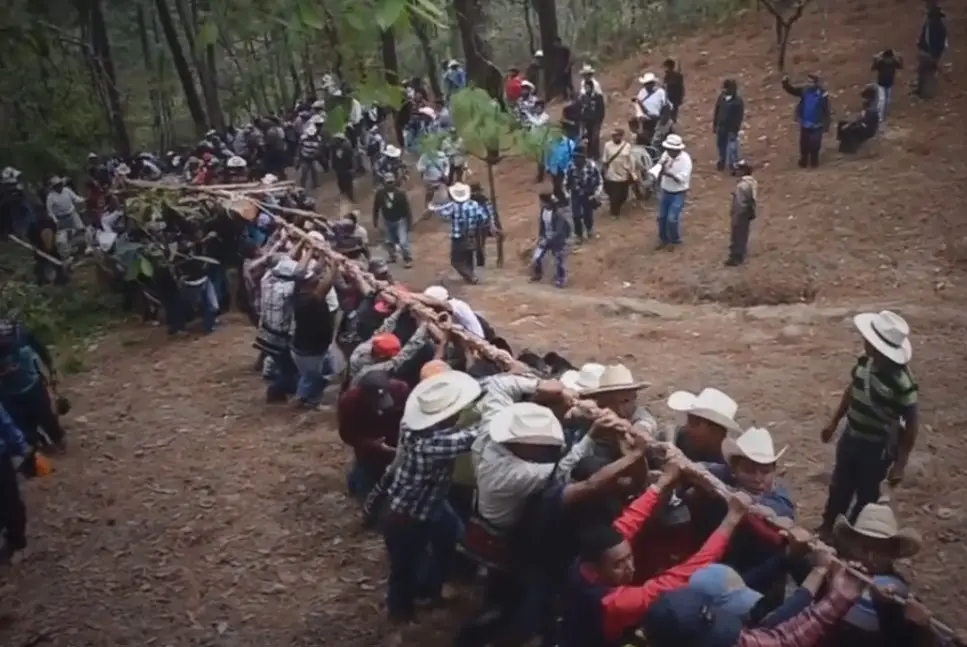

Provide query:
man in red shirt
left=505, top=66, right=525, bottom=104
left=338, top=370, right=409, bottom=501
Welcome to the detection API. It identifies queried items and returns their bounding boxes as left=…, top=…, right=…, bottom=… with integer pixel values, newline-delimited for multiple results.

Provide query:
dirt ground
left=4, top=0, right=967, bottom=645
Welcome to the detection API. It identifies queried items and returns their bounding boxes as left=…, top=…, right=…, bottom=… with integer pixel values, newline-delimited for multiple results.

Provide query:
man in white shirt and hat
left=574, top=364, right=657, bottom=458
left=817, top=310, right=918, bottom=538
left=422, top=285, right=484, bottom=338
left=635, top=72, right=667, bottom=143
left=653, top=134, right=692, bottom=249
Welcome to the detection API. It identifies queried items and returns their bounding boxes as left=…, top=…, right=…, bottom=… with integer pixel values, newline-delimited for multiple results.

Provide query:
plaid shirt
left=738, top=588, right=857, bottom=647
left=258, top=270, right=297, bottom=339
left=565, top=162, right=603, bottom=197
left=385, top=422, right=478, bottom=520
left=350, top=326, right=429, bottom=387
left=434, top=201, right=491, bottom=239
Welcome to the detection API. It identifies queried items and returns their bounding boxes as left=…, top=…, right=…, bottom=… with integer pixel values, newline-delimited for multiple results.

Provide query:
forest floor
left=3, top=0, right=967, bottom=645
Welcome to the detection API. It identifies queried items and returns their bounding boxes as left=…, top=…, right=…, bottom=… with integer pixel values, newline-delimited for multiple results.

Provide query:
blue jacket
left=0, top=404, right=29, bottom=458
left=781, top=79, right=831, bottom=129
left=0, top=325, right=48, bottom=397
left=545, top=137, right=576, bottom=175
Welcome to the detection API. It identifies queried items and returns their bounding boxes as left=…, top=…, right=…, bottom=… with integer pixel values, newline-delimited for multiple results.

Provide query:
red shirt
left=337, top=380, right=408, bottom=471
left=505, top=75, right=524, bottom=102
left=581, top=487, right=732, bottom=642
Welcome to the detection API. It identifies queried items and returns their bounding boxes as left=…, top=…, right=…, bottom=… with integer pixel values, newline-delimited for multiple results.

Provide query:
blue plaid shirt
left=565, top=162, right=602, bottom=197
left=385, top=422, right=478, bottom=520
left=0, top=404, right=28, bottom=458
left=433, top=200, right=491, bottom=239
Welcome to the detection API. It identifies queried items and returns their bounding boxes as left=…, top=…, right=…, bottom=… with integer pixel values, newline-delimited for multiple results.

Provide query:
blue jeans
left=571, top=195, right=594, bottom=239
left=531, top=243, right=567, bottom=287
left=658, top=190, right=687, bottom=244
left=383, top=503, right=462, bottom=619
left=208, top=265, right=230, bottom=313
left=267, top=348, right=298, bottom=399
left=166, top=279, right=218, bottom=333
left=347, top=460, right=383, bottom=502
left=716, top=131, right=741, bottom=170
left=383, top=219, right=413, bottom=262
left=290, top=349, right=332, bottom=405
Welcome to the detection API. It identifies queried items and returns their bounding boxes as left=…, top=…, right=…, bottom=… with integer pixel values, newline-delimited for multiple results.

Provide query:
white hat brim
left=402, top=371, right=482, bottom=431
left=722, top=437, right=787, bottom=465
left=582, top=381, right=649, bottom=396
left=666, top=390, right=741, bottom=432
left=853, top=313, right=912, bottom=364
left=489, top=405, right=565, bottom=446
left=832, top=515, right=922, bottom=558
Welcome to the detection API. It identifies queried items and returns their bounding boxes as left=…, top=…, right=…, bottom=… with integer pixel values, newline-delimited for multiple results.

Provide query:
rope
left=119, top=179, right=959, bottom=639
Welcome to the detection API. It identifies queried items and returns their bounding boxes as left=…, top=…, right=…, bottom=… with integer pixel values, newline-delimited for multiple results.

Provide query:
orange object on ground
left=34, top=454, right=53, bottom=477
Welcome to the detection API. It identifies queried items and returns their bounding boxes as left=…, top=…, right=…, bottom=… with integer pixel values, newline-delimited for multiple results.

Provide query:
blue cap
left=689, top=564, right=763, bottom=616
left=644, top=589, right=744, bottom=647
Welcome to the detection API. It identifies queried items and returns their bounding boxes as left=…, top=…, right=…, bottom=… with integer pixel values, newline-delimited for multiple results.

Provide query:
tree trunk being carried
left=451, top=0, right=503, bottom=101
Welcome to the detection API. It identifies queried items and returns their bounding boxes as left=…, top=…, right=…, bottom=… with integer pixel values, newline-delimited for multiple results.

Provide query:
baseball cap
left=357, top=370, right=396, bottom=412
left=643, top=588, right=744, bottom=647
left=688, top=564, right=763, bottom=617
left=371, top=333, right=401, bottom=359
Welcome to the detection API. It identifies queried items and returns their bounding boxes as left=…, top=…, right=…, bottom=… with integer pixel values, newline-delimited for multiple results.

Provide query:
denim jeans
left=347, top=460, right=383, bottom=502
left=658, top=190, right=687, bottom=244
left=570, top=195, right=594, bottom=239
left=716, top=131, right=741, bottom=170
left=383, top=503, right=462, bottom=619
left=876, top=84, right=893, bottom=121
left=267, top=349, right=299, bottom=399
left=531, top=243, right=567, bottom=287
left=167, top=279, right=218, bottom=333
left=290, top=349, right=332, bottom=405
left=383, top=219, right=413, bottom=262
left=299, top=161, right=320, bottom=191
left=208, top=265, right=230, bottom=313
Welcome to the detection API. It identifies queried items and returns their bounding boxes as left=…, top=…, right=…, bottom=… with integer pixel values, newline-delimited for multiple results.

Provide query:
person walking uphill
left=816, top=310, right=918, bottom=539
left=781, top=73, right=831, bottom=168
left=427, top=182, right=491, bottom=284
left=565, top=147, right=603, bottom=243
left=600, top=129, right=636, bottom=217
left=372, top=174, right=414, bottom=268
left=725, top=161, right=757, bottom=267
left=531, top=192, right=571, bottom=288
left=712, top=79, right=744, bottom=174
left=654, top=134, right=692, bottom=249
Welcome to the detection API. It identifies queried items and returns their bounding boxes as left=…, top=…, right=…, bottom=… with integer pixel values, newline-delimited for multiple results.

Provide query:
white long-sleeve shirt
left=46, top=187, right=84, bottom=220
left=448, top=298, right=485, bottom=338
left=659, top=151, right=693, bottom=192
left=636, top=86, right=667, bottom=120
left=471, top=374, right=596, bottom=529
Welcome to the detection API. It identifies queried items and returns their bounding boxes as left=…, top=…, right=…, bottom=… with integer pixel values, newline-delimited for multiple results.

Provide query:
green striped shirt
left=846, top=355, right=918, bottom=441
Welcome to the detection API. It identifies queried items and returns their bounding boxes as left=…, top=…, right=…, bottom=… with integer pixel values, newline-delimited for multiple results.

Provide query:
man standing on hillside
left=712, top=79, right=744, bottom=174
left=781, top=73, right=831, bottom=168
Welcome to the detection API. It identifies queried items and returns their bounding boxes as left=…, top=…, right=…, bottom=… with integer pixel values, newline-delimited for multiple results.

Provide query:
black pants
left=0, top=457, right=27, bottom=553
left=550, top=173, right=565, bottom=199
left=335, top=171, right=355, bottom=202
left=837, top=121, right=873, bottom=154
left=798, top=127, right=823, bottom=167
left=821, top=432, right=891, bottom=528
left=584, top=122, right=602, bottom=159
left=603, top=180, right=630, bottom=216
left=450, top=238, right=477, bottom=283
left=4, top=381, right=66, bottom=447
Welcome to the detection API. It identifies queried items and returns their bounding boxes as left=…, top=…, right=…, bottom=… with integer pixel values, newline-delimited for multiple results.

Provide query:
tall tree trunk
left=451, top=0, right=502, bottom=100
left=323, top=14, right=345, bottom=83
left=522, top=0, right=537, bottom=54
left=412, top=16, right=441, bottom=97
left=280, top=30, right=302, bottom=100
left=301, top=44, right=317, bottom=97
left=195, top=0, right=224, bottom=129
left=136, top=3, right=164, bottom=152
left=154, top=0, right=208, bottom=136
left=380, top=28, right=400, bottom=86
left=531, top=0, right=560, bottom=94
left=77, top=0, right=132, bottom=155
left=174, top=0, right=222, bottom=130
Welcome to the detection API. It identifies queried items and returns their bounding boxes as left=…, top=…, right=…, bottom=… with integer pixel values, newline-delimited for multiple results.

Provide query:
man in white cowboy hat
left=422, top=285, right=485, bottom=338
left=470, top=374, right=630, bottom=530
left=381, top=370, right=483, bottom=624
left=442, top=60, right=466, bottom=102
left=654, top=133, right=692, bottom=249
left=660, top=387, right=741, bottom=462
left=426, top=182, right=491, bottom=284
left=579, top=64, right=603, bottom=96
left=635, top=71, right=668, bottom=140
left=44, top=176, right=85, bottom=259
left=817, top=310, right=918, bottom=538
left=578, top=364, right=656, bottom=455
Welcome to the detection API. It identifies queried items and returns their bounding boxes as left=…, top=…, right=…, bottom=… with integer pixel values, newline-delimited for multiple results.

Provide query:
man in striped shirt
left=427, top=182, right=491, bottom=284
left=817, top=310, right=918, bottom=536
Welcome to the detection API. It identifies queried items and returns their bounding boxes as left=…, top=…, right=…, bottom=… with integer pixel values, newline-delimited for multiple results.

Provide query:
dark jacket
left=580, top=92, right=606, bottom=126
left=664, top=69, right=685, bottom=107
left=372, top=186, right=412, bottom=225
left=781, top=79, right=832, bottom=129
left=713, top=93, right=745, bottom=134
left=537, top=204, right=571, bottom=251
left=918, top=12, right=948, bottom=59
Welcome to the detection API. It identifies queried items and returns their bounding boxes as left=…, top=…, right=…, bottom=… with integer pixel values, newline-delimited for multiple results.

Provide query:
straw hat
left=560, top=363, right=606, bottom=391
left=853, top=310, right=912, bottom=365
left=639, top=72, right=658, bottom=84
left=582, top=364, right=649, bottom=396
left=722, top=427, right=786, bottom=465
left=403, top=371, right=482, bottom=431
left=448, top=182, right=472, bottom=203
left=833, top=499, right=921, bottom=558
left=490, top=402, right=565, bottom=446
left=662, top=134, right=686, bottom=150
left=666, top=388, right=741, bottom=432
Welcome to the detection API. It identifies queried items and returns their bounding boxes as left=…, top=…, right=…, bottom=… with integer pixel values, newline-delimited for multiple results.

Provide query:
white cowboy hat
left=490, top=402, right=565, bottom=446
left=261, top=174, right=278, bottom=185
left=521, top=80, right=536, bottom=89
left=304, top=125, right=318, bottom=137
left=662, top=134, right=686, bottom=150
left=580, top=64, right=595, bottom=75
left=418, top=106, right=437, bottom=118
left=403, top=371, right=482, bottom=431
left=115, top=163, right=131, bottom=176
left=639, top=72, right=658, bottom=84
left=227, top=156, right=247, bottom=168
left=384, top=145, right=402, bottom=158
left=307, top=230, right=326, bottom=242
left=311, top=100, right=326, bottom=109
left=561, top=363, right=606, bottom=391
left=448, top=182, right=472, bottom=203
left=722, top=426, right=787, bottom=465
left=423, top=285, right=450, bottom=301
left=666, top=387, right=741, bottom=432
left=853, top=310, right=912, bottom=364
left=448, top=59, right=460, bottom=68
left=534, top=49, right=544, bottom=57
left=583, top=364, right=650, bottom=395
left=833, top=499, right=922, bottom=558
